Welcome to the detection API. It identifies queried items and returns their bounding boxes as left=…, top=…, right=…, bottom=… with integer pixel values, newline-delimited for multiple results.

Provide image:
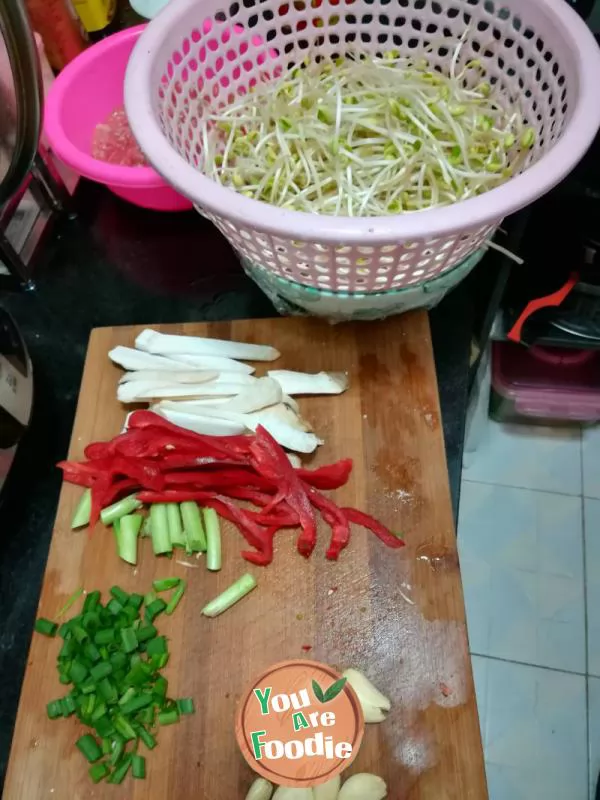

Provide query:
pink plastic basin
left=43, top=25, right=191, bottom=211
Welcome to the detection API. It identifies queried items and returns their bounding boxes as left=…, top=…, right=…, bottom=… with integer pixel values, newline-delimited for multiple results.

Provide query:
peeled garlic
left=342, top=669, right=391, bottom=723
left=314, top=775, right=341, bottom=799
left=338, top=774, right=387, bottom=800
left=245, top=777, right=274, bottom=800
left=272, top=788, right=314, bottom=800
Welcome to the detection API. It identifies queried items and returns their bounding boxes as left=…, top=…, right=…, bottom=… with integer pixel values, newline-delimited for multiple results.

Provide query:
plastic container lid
left=492, top=342, right=600, bottom=421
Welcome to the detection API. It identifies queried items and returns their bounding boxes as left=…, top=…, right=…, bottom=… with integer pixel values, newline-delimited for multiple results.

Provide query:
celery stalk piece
left=150, top=504, right=172, bottom=555
left=72, top=489, right=92, bottom=529
left=117, top=514, right=143, bottom=565
left=100, top=494, right=142, bottom=526
left=166, top=503, right=186, bottom=548
left=201, top=574, right=257, bottom=617
left=180, top=502, right=206, bottom=552
left=203, top=507, right=222, bottom=571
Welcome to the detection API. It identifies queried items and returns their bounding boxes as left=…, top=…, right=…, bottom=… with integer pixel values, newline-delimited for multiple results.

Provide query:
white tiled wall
left=459, top=421, right=600, bottom=800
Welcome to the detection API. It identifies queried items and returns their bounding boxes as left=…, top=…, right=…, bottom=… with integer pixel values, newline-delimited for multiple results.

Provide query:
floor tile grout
left=461, top=476, right=583, bottom=498
left=470, top=651, right=587, bottom=677
left=582, top=427, right=592, bottom=799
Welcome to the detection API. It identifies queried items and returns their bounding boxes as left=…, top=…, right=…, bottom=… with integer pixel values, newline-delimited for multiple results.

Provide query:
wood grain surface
left=4, top=314, right=487, bottom=800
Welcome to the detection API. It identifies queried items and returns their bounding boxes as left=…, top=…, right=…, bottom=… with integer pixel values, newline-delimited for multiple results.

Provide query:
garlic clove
left=272, top=788, right=314, bottom=800
left=313, top=775, right=341, bottom=799
left=245, top=777, right=274, bottom=800
left=342, top=669, right=391, bottom=723
left=338, top=773, right=387, bottom=800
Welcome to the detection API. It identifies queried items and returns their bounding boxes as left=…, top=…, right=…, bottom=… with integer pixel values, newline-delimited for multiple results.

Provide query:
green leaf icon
left=323, top=677, right=347, bottom=703
left=312, top=679, right=325, bottom=703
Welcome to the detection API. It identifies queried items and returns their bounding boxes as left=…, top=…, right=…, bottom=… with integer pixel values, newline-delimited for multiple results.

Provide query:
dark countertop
left=0, top=183, right=473, bottom=789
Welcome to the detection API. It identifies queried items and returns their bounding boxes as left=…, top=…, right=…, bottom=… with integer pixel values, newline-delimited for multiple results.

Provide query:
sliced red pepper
left=241, top=527, right=277, bottom=566
left=304, top=486, right=351, bottom=560
left=342, top=507, right=405, bottom=549
left=297, top=459, right=353, bottom=490
left=251, top=426, right=317, bottom=558
left=89, top=474, right=112, bottom=530
left=127, top=411, right=251, bottom=461
left=163, top=469, right=274, bottom=491
left=109, top=456, right=164, bottom=492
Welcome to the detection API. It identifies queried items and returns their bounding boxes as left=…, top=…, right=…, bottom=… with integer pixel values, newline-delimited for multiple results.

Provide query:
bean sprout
left=199, top=40, right=535, bottom=216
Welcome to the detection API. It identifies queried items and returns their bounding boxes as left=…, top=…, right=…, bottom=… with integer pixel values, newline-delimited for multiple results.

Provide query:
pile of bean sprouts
left=199, top=37, right=535, bottom=216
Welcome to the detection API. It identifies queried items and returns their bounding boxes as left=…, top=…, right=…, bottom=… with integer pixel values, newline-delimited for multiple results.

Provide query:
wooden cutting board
left=4, top=314, right=487, bottom=800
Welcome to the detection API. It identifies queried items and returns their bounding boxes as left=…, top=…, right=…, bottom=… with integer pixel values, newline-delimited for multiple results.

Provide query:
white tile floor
left=458, top=422, right=600, bottom=800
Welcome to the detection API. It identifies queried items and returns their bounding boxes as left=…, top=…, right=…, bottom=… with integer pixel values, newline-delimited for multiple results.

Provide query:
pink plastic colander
left=44, top=26, right=191, bottom=211
left=125, top=0, right=600, bottom=290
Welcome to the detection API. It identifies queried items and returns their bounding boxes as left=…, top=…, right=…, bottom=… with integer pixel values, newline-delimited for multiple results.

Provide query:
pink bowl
left=43, top=25, right=191, bottom=211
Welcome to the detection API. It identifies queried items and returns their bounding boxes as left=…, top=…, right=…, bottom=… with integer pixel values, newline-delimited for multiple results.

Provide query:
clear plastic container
left=490, top=342, right=600, bottom=423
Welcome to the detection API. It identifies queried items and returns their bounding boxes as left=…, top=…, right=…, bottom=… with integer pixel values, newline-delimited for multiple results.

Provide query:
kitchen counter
left=0, top=183, right=474, bottom=788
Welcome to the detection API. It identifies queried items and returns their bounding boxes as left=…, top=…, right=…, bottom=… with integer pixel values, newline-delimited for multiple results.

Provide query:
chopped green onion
left=180, top=501, right=206, bottom=552
left=145, top=598, right=167, bottom=623
left=177, top=697, right=195, bottom=715
left=166, top=503, right=185, bottom=548
left=165, top=580, right=186, bottom=616
left=90, top=662, right=113, bottom=681
left=100, top=494, right=142, bottom=526
left=57, top=588, right=85, bottom=618
left=89, top=761, right=110, bottom=783
left=107, top=754, right=132, bottom=784
left=132, top=754, right=146, bottom=779
left=153, top=577, right=181, bottom=592
left=201, top=573, right=258, bottom=618
left=71, top=488, right=91, bottom=529
left=150, top=503, right=172, bottom=555
left=76, top=734, right=102, bottom=763
left=34, top=618, right=58, bottom=637
left=110, top=586, right=129, bottom=605
left=158, top=708, right=179, bottom=726
left=203, top=507, right=222, bottom=571
left=120, top=627, right=138, bottom=653
left=47, top=700, right=62, bottom=719
left=83, top=591, right=101, bottom=613
left=136, top=725, right=156, bottom=750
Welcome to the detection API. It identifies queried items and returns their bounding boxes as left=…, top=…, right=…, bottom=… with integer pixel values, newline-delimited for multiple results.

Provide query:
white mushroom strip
left=286, top=453, right=302, bottom=468
left=166, top=353, right=255, bottom=374
left=136, top=328, right=280, bottom=361
left=245, top=409, right=322, bottom=453
left=153, top=407, right=246, bottom=436
left=217, top=377, right=283, bottom=414
left=117, top=381, right=246, bottom=403
left=119, top=370, right=219, bottom=385
left=155, top=401, right=322, bottom=453
left=109, top=346, right=205, bottom=372
left=268, top=369, right=349, bottom=396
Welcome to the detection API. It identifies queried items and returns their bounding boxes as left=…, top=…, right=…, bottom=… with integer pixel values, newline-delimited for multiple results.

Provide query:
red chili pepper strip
left=163, top=470, right=274, bottom=491
left=305, top=487, right=351, bottom=560
left=342, top=507, right=405, bottom=549
left=241, top=527, right=277, bottom=566
left=101, top=477, right=139, bottom=507
left=296, top=459, right=353, bottom=490
left=217, top=486, right=275, bottom=505
left=128, top=411, right=251, bottom=460
left=251, top=426, right=317, bottom=558
left=89, top=475, right=112, bottom=530
left=109, top=456, right=164, bottom=491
